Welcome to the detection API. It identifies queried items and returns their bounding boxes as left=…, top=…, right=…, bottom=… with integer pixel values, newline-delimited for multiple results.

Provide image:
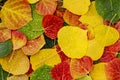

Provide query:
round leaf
left=0, top=39, right=12, bottom=58
left=58, top=26, right=88, bottom=58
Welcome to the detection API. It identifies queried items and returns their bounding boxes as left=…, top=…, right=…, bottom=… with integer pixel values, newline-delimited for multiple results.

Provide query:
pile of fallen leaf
left=0, top=0, right=120, bottom=80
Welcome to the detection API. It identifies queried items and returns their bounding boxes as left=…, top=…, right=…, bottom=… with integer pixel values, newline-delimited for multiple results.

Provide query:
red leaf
left=105, top=58, right=120, bottom=80
left=42, top=15, right=64, bottom=39
left=55, top=45, right=70, bottom=62
left=50, top=60, right=73, bottom=80
left=70, top=56, right=93, bottom=79
left=36, top=0, right=57, bottom=15
left=100, top=49, right=116, bottom=62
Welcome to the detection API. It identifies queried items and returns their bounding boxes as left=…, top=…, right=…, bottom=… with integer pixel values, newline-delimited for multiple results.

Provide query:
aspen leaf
left=1, top=0, right=32, bottom=30
left=58, top=26, right=88, bottom=58
left=30, top=49, right=61, bottom=70
left=79, top=1, right=103, bottom=27
left=63, top=0, right=90, bottom=15
left=94, top=25, right=119, bottom=46
left=1, top=49, right=30, bottom=75
left=36, top=0, right=57, bottom=15
left=7, top=74, right=28, bottom=80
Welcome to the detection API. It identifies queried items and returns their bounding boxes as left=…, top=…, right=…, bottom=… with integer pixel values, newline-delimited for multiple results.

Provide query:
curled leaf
left=1, top=0, right=32, bottom=30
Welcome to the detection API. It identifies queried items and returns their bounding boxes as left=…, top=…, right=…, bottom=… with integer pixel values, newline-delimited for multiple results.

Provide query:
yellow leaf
left=86, top=39, right=104, bottom=60
left=90, top=63, right=107, bottom=80
left=63, top=0, right=90, bottom=15
left=27, top=0, right=39, bottom=4
left=30, top=49, right=61, bottom=70
left=1, top=0, right=32, bottom=30
left=79, top=1, right=103, bottom=27
left=7, top=74, right=28, bottom=80
left=1, top=49, right=30, bottom=75
left=94, top=25, right=119, bottom=46
left=58, top=26, right=88, bottom=58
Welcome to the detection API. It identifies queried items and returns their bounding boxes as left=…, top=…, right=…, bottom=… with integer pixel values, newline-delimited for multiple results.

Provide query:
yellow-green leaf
left=63, top=0, right=90, bottom=15
left=7, top=74, right=28, bottom=80
left=58, top=26, right=88, bottom=58
left=30, top=49, right=61, bottom=70
left=79, top=1, right=103, bottom=27
left=1, top=0, right=32, bottom=30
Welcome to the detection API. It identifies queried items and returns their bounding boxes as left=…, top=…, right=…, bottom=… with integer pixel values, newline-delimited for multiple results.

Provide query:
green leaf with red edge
left=50, top=60, right=73, bottom=80
left=1, top=0, right=32, bottom=30
left=36, top=0, right=57, bottom=15
left=70, top=56, right=93, bottom=79
left=42, top=15, right=64, bottom=39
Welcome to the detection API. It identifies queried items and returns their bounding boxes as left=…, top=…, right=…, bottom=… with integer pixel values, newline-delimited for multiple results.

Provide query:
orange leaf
left=0, top=29, right=11, bottom=42
left=22, top=35, right=45, bottom=55
left=1, top=0, right=32, bottom=30
left=36, top=0, right=57, bottom=15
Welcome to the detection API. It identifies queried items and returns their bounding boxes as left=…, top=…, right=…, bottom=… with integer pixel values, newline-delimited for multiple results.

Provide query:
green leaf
left=76, top=75, right=92, bottom=80
left=95, top=0, right=120, bottom=23
left=117, top=52, right=120, bottom=58
left=0, top=65, right=9, bottom=80
left=0, top=40, right=12, bottom=58
left=19, top=4, right=44, bottom=40
left=30, top=64, right=53, bottom=80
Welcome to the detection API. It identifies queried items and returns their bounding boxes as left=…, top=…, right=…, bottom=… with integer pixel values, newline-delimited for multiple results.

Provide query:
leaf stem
left=109, top=13, right=117, bottom=26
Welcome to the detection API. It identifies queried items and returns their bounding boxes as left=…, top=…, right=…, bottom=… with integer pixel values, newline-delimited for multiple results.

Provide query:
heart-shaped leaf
left=70, top=56, right=93, bottom=79
left=1, top=0, right=32, bottom=30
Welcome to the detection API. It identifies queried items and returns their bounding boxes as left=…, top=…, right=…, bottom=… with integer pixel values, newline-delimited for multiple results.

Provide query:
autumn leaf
left=58, top=26, right=88, bottom=58
left=76, top=75, right=92, bottom=80
left=7, top=74, right=28, bottom=80
left=50, top=60, right=73, bottom=80
left=1, top=49, right=30, bottom=75
left=63, top=10, right=81, bottom=26
left=0, top=29, right=11, bottom=42
left=19, top=4, right=44, bottom=40
left=36, top=0, right=57, bottom=15
left=63, top=0, right=90, bottom=15
left=30, top=65, right=53, bottom=80
left=79, top=1, right=103, bottom=27
left=22, top=35, right=45, bottom=55
left=94, top=25, right=119, bottom=46
left=42, top=15, right=64, bottom=39
left=30, top=48, right=61, bottom=70
left=95, top=0, right=120, bottom=24
left=1, top=0, right=32, bottom=30
left=70, top=56, right=93, bottom=79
